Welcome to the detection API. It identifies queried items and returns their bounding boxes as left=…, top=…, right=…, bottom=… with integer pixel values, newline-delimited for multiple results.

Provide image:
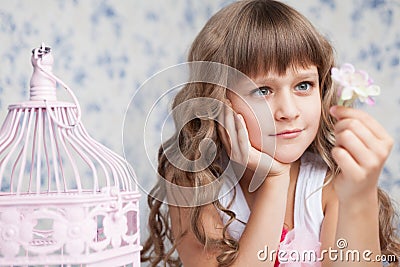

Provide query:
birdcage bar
left=0, top=105, right=138, bottom=195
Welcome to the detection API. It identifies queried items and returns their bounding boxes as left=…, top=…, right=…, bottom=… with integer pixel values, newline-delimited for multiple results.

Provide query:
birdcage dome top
left=0, top=43, right=138, bottom=196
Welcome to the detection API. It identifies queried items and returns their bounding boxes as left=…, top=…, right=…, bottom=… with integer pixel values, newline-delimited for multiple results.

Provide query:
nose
left=273, top=91, right=300, bottom=121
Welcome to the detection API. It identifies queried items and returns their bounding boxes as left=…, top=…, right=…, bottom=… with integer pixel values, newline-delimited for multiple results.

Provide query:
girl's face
left=227, top=65, right=321, bottom=163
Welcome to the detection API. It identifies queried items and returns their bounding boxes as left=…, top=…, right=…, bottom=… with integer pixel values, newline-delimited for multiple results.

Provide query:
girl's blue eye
left=254, top=86, right=271, bottom=96
left=295, top=82, right=312, bottom=91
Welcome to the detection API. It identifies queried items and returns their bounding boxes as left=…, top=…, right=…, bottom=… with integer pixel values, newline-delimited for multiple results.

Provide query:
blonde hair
left=141, top=1, right=400, bottom=266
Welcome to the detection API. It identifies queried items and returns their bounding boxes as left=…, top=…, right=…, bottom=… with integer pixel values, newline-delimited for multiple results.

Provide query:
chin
left=251, top=137, right=310, bottom=164
left=272, top=150, right=304, bottom=164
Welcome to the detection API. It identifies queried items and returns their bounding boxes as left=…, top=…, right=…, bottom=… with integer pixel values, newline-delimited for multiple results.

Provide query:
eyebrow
left=253, top=72, right=319, bottom=84
left=230, top=70, right=319, bottom=93
left=295, top=72, right=319, bottom=79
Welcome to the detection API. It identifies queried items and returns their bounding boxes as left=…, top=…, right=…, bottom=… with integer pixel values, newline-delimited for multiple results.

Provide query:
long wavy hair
left=141, top=1, right=400, bottom=266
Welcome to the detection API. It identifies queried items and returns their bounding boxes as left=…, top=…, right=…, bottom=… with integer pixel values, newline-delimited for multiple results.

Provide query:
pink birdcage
left=0, top=44, right=141, bottom=266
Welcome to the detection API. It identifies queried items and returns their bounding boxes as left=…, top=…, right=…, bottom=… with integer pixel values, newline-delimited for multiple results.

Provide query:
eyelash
left=253, top=86, right=271, bottom=96
left=295, top=82, right=313, bottom=91
left=252, top=81, right=315, bottom=96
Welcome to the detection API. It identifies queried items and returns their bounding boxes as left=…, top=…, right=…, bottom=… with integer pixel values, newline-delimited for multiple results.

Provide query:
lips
left=271, top=129, right=303, bottom=138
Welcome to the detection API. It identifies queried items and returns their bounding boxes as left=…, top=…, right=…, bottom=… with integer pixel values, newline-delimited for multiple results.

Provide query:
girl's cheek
left=227, top=92, right=274, bottom=151
left=242, top=113, right=262, bottom=145
left=239, top=104, right=275, bottom=154
left=246, top=113, right=275, bottom=154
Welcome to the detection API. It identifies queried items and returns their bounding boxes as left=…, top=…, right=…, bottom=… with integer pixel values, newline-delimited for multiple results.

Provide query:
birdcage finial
left=30, top=43, right=56, bottom=101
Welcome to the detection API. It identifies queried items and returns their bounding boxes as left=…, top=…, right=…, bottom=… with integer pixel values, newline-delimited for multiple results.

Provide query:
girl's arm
left=329, top=106, right=393, bottom=266
left=170, top=174, right=289, bottom=267
left=320, top=179, right=339, bottom=267
left=234, top=172, right=290, bottom=266
left=218, top=101, right=291, bottom=266
left=169, top=103, right=291, bottom=266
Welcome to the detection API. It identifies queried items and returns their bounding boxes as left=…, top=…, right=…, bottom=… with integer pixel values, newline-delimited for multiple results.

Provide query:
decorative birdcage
left=0, top=44, right=141, bottom=266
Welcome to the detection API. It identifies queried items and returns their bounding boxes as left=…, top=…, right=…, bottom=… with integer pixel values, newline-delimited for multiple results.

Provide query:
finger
left=330, top=106, right=390, bottom=141
left=335, top=128, right=371, bottom=166
left=217, top=105, right=234, bottom=156
left=217, top=122, right=231, bottom=155
left=331, top=146, right=362, bottom=180
left=223, top=102, right=240, bottom=158
left=236, top=114, right=272, bottom=192
left=331, top=106, right=394, bottom=160
left=334, top=118, right=378, bottom=150
left=235, top=114, right=250, bottom=156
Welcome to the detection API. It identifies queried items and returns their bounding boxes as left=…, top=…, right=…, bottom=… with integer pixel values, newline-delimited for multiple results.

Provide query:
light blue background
left=1, top=0, right=399, bottom=247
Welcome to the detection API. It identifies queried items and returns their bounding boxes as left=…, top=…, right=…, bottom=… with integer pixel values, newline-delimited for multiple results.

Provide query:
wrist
left=267, top=163, right=291, bottom=180
left=261, top=172, right=290, bottom=191
left=339, top=191, right=379, bottom=217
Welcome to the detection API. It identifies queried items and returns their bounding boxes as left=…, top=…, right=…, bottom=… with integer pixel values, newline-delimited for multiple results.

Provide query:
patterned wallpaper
left=1, top=0, right=399, bottom=246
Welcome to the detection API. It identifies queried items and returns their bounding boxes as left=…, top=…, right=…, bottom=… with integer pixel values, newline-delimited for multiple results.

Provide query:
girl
left=141, top=0, right=400, bottom=266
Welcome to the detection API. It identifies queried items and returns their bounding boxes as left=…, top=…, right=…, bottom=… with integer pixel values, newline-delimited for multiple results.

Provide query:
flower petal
left=353, top=86, right=369, bottom=97
left=0, top=241, right=20, bottom=257
left=357, top=70, right=370, bottom=82
left=340, top=87, right=354, bottom=100
left=82, top=219, right=97, bottom=241
left=366, top=85, right=380, bottom=96
left=365, top=97, right=375, bottom=105
left=352, top=71, right=369, bottom=87
left=331, top=67, right=341, bottom=81
left=111, top=235, right=122, bottom=248
left=341, top=63, right=355, bottom=74
left=66, top=239, right=85, bottom=256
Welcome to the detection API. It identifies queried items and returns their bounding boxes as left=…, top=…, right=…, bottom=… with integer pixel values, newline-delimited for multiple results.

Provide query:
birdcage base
left=0, top=190, right=141, bottom=266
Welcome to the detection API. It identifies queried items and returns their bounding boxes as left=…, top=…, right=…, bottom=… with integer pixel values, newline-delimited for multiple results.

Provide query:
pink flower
left=331, top=63, right=380, bottom=106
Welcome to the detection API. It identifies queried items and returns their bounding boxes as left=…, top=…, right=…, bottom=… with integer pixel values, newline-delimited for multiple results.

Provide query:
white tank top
left=218, top=151, right=327, bottom=241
